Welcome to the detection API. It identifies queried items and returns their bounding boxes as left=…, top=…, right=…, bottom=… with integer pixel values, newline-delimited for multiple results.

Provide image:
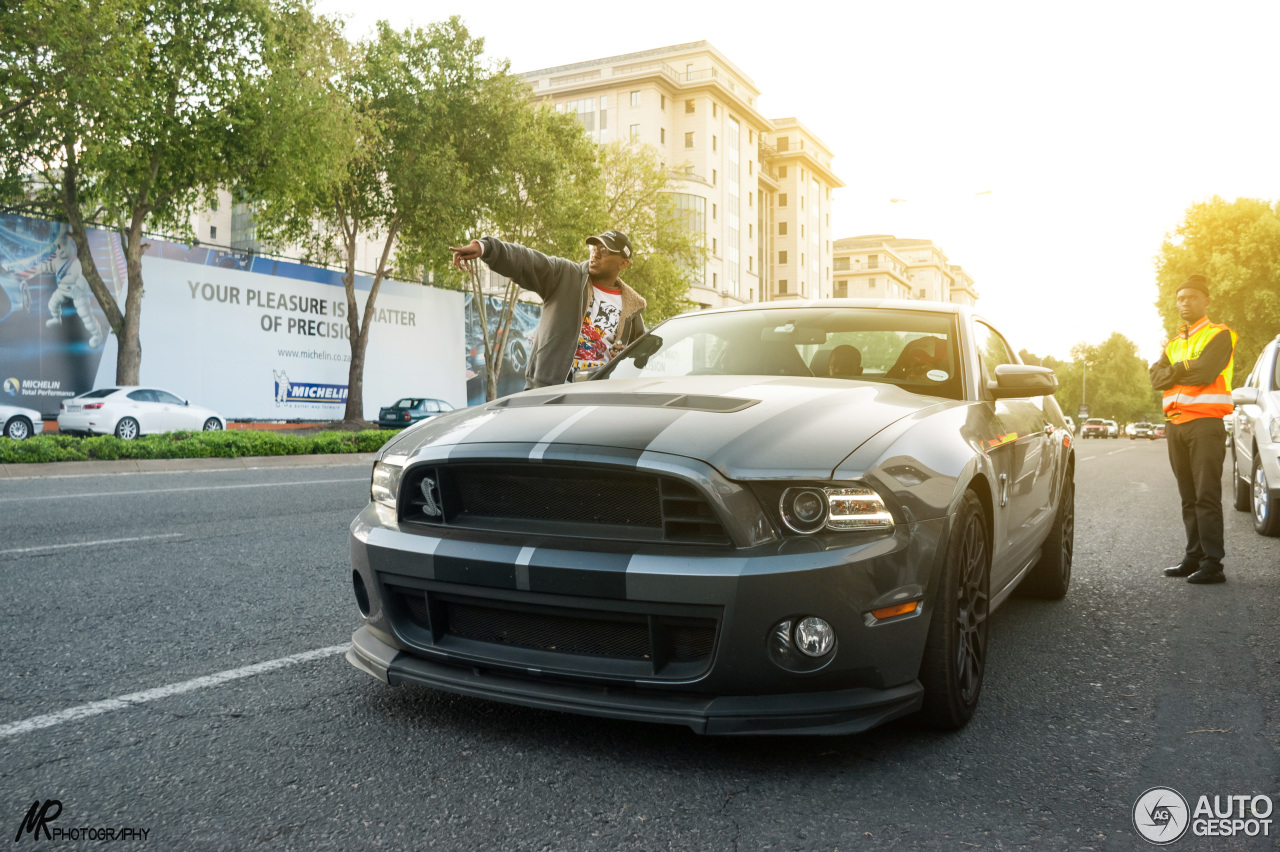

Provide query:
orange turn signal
left=871, top=601, right=920, bottom=620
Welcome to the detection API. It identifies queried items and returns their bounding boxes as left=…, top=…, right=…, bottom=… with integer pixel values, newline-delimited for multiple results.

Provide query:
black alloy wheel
left=1018, top=475, right=1074, bottom=599
left=114, top=417, right=140, bottom=440
left=1233, top=450, right=1251, bottom=512
left=4, top=416, right=32, bottom=441
left=918, top=490, right=990, bottom=729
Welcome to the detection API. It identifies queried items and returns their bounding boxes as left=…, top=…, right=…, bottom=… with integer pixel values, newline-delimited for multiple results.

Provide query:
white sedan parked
left=58, top=387, right=226, bottom=439
left=1230, top=333, right=1280, bottom=536
left=1, top=403, right=45, bottom=440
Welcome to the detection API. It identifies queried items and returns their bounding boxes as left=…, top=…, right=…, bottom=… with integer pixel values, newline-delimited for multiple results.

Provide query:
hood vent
left=498, top=392, right=758, bottom=413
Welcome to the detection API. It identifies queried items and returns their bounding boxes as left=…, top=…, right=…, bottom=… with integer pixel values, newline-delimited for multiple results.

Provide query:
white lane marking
left=0, top=477, right=366, bottom=503
left=530, top=405, right=599, bottom=461
left=0, top=533, right=184, bottom=556
left=0, top=644, right=350, bottom=739
left=1106, top=446, right=1136, bottom=456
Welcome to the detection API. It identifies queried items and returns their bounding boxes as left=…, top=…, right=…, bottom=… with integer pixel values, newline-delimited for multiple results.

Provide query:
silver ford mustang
left=347, top=300, right=1075, bottom=734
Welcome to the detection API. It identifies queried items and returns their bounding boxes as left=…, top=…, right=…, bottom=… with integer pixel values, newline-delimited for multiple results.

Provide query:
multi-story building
left=832, top=235, right=980, bottom=305
left=760, top=119, right=842, bottom=301
left=522, top=42, right=841, bottom=310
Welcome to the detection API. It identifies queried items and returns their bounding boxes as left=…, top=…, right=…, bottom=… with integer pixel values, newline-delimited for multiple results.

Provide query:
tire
left=4, top=416, right=32, bottom=441
left=114, top=417, right=139, bottom=440
left=202, top=417, right=222, bottom=431
left=1252, top=453, right=1280, bottom=537
left=1018, top=475, right=1074, bottom=599
left=1233, top=450, right=1251, bottom=512
left=917, top=491, right=990, bottom=730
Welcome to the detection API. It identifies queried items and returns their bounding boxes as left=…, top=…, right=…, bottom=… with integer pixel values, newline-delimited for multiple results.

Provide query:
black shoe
left=1186, top=567, right=1226, bottom=584
left=1163, top=564, right=1196, bottom=577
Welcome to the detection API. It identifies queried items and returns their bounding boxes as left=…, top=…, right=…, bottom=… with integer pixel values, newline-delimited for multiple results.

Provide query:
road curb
left=0, top=452, right=378, bottom=479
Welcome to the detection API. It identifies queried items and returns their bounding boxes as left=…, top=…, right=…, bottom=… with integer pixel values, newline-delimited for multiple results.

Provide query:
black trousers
left=1166, top=417, right=1226, bottom=569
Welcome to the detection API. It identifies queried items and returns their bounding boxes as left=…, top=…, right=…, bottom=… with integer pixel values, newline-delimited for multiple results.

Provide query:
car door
left=123, top=389, right=166, bottom=433
left=972, top=319, right=1054, bottom=586
left=155, top=389, right=197, bottom=430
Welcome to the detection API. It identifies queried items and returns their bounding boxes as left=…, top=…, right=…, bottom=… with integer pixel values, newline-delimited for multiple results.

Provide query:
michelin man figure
left=47, top=230, right=104, bottom=348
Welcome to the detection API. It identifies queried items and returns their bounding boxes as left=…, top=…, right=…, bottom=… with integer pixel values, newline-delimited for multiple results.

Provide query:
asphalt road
left=1, top=441, right=1277, bottom=850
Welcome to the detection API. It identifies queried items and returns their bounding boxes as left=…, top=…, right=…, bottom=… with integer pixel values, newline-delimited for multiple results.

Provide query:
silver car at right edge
left=1230, top=333, right=1280, bottom=536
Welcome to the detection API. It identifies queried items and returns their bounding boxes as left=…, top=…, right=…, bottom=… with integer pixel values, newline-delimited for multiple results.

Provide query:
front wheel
left=203, top=417, right=222, bottom=431
left=1233, top=451, right=1251, bottom=512
left=1019, top=476, right=1074, bottom=599
left=1253, top=453, right=1280, bottom=536
left=917, top=491, right=990, bottom=729
left=114, top=417, right=139, bottom=440
left=4, top=416, right=32, bottom=441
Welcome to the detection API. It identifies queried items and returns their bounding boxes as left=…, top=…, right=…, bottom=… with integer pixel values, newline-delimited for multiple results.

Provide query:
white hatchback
left=58, top=387, right=226, bottom=439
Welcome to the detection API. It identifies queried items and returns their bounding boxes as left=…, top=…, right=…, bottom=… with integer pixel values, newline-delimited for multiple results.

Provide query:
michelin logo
left=273, top=370, right=347, bottom=406
left=3, top=378, right=17, bottom=397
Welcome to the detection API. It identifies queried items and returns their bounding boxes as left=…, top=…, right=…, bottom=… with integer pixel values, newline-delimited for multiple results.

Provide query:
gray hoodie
left=479, top=237, right=647, bottom=389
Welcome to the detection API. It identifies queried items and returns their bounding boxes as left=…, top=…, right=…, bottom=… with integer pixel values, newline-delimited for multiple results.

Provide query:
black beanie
left=1179, top=274, right=1210, bottom=296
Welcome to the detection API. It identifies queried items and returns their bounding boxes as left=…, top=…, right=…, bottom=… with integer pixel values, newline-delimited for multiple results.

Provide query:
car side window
left=154, top=391, right=184, bottom=405
left=423, top=401, right=439, bottom=413
left=127, top=389, right=156, bottom=402
left=972, top=321, right=1015, bottom=379
left=1271, top=346, right=1280, bottom=392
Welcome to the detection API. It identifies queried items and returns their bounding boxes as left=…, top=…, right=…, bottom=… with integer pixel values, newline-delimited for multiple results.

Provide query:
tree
left=0, top=0, right=345, bottom=384
left=1023, top=335, right=1160, bottom=422
left=595, top=142, right=704, bottom=323
left=1155, top=196, right=1280, bottom=377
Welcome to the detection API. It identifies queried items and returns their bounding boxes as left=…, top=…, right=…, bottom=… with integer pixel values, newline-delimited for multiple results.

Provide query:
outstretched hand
left=449, top=240, right=482, bottom=271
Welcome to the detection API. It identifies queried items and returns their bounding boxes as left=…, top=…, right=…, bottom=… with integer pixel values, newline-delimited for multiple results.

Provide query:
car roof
left=678, top=298, right=972, bottom=320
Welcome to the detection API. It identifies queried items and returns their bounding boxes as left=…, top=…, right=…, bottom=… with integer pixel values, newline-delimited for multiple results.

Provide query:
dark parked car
left=347, top=301, right=1075, bottom=735
left=377, top=397, right=454, bottom=430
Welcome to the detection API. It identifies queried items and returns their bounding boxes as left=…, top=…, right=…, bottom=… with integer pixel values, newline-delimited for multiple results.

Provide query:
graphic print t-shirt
left=572, top=285, right=623, bottom=371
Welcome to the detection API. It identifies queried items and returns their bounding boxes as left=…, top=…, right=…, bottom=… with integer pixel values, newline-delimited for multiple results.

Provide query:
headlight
left=1270, top=417, right=1280, bottom=444
left=779, top=485, right=894, bottom=533
left=370, top=459, right=405, bottom=509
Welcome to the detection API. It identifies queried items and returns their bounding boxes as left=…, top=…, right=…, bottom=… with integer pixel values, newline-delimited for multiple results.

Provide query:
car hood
left=383, top=376, right=955, bottom=480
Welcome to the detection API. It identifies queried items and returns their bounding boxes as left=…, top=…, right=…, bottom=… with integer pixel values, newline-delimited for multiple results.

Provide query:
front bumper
left=347, top=497, right=949, bottom=735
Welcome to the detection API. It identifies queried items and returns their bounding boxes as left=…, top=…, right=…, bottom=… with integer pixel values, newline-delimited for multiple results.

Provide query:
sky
left=316, top=0, right=1280, bottom=361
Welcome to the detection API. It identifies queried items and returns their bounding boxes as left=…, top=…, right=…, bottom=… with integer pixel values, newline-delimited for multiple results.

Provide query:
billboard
left=463, top=292, right=542, bottom=406
left=0, top=214, right=464, bottom=420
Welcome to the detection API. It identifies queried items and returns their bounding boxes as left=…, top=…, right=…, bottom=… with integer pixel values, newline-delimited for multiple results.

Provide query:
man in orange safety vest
left=1149, top=273, right=1237, bottom=584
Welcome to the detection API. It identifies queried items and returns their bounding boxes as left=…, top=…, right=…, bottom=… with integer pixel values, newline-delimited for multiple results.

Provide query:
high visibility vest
left=1162, top=318, right=1236, bottom=424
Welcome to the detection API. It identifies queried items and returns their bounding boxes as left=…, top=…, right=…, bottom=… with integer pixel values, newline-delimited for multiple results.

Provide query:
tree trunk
left=59, top=141, right=124, bottom=337
left=115, top=216, right=147, bottom=385
left=342, top=217, right=399, bottom=424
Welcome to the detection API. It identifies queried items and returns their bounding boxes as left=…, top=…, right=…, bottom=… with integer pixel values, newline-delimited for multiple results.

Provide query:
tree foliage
left=1155, top=196, right=1280, bottom=377
left=1024, top=333, right=1161, bottom=422
left=0, top=0, right=345, bottom=384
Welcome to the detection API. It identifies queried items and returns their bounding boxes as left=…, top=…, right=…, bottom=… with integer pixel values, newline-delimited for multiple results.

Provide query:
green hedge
left=0, top=429, right=395, bottom=464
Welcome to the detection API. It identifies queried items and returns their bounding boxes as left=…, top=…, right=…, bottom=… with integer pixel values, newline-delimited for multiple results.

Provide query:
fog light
left=794, top=616, right=835, bottom=657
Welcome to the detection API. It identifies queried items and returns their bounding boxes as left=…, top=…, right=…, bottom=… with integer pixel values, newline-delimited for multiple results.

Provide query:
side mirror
left=1232, top=387, right=1259, bottom=406
left=184, top=400, right=190, bottom=406
left=988, top=364, right=1058, bottom=399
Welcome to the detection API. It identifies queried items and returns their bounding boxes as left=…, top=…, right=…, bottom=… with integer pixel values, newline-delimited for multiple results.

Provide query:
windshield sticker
left=926, top=369, right=949, bottom=382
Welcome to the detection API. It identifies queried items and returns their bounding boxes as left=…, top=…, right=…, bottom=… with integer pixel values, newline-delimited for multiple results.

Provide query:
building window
left=748, top=256, right=753, bottom=272
left=713, top=169, right=717, bottom=185
left=210, top=225, right=217, bottom=240
left=919, top=289, right=927, bottom=298
left=868, top=254, right=879, bottom=269
left=778, top=280, right=788, bottom=294
left=778, top=222, right=787, bottom=235
left=748, top=160, right=753, bottom=175
left=685, top=131, right=694, bottom=148
left=801, top=253, right=805, bottom=265
left=600, top=109, right=607, bottom=130
left=565, top=97, right=595, bottom=132
left=800, top=196, right=805, bottom=210
left=712, top=135, right=717, bottom=151
left=686, top=99, right=695, bottom=114
left=713, top=238, right=717, bottom=254
left=749, top=130, right=753, bottom=144
left=834, top=257, right=849, bottom=271
left=778, top=166, right=788, bottom=178
left=713, top=272, right=718, bottom=288
left=630, top=124, right=640, bottom=139
left=777, top=136, right=789, bottom=152
left=748, top=224, right=753, bottom=238
left=835, top=280, right=847, bottom=297
left=869, top=278, right=876, bottom=289
left=713, top=203, right=717, bottom=219
left=778, top=250, right=788, bottom=264
left=660, top=128, right=665, bottom=143
left=661, top=94, right=666, bottom=109
left=631, top=91, right=641, bottom=107
left=800, top=224, right=804, bottom=238
left=712, top=103, right=718, bottom=117
left=779, top=193, right=787, bottom=207
left=748, top=192, right=753, bottom=206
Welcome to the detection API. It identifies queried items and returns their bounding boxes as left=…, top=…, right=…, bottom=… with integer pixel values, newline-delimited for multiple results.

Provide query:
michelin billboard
left=1, top=213, right=464, bottom=420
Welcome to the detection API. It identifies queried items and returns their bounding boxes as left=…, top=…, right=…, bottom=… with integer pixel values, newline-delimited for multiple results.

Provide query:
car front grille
left=392, top=586, right=718, bottom=678
left=399, top=463, right=730, bottom=545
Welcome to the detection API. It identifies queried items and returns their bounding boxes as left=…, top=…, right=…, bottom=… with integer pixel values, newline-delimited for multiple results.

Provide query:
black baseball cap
left=586, top=230, right=633, bottom=259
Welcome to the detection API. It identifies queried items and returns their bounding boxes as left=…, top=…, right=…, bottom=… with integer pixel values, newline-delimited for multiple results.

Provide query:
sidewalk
left=0, top=452, right=377, bottom=479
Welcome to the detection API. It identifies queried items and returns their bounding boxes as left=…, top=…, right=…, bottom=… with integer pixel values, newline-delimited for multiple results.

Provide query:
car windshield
left=393, top=399, right=422, bottom=409
left=600, top=307, right=963, bottom=400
